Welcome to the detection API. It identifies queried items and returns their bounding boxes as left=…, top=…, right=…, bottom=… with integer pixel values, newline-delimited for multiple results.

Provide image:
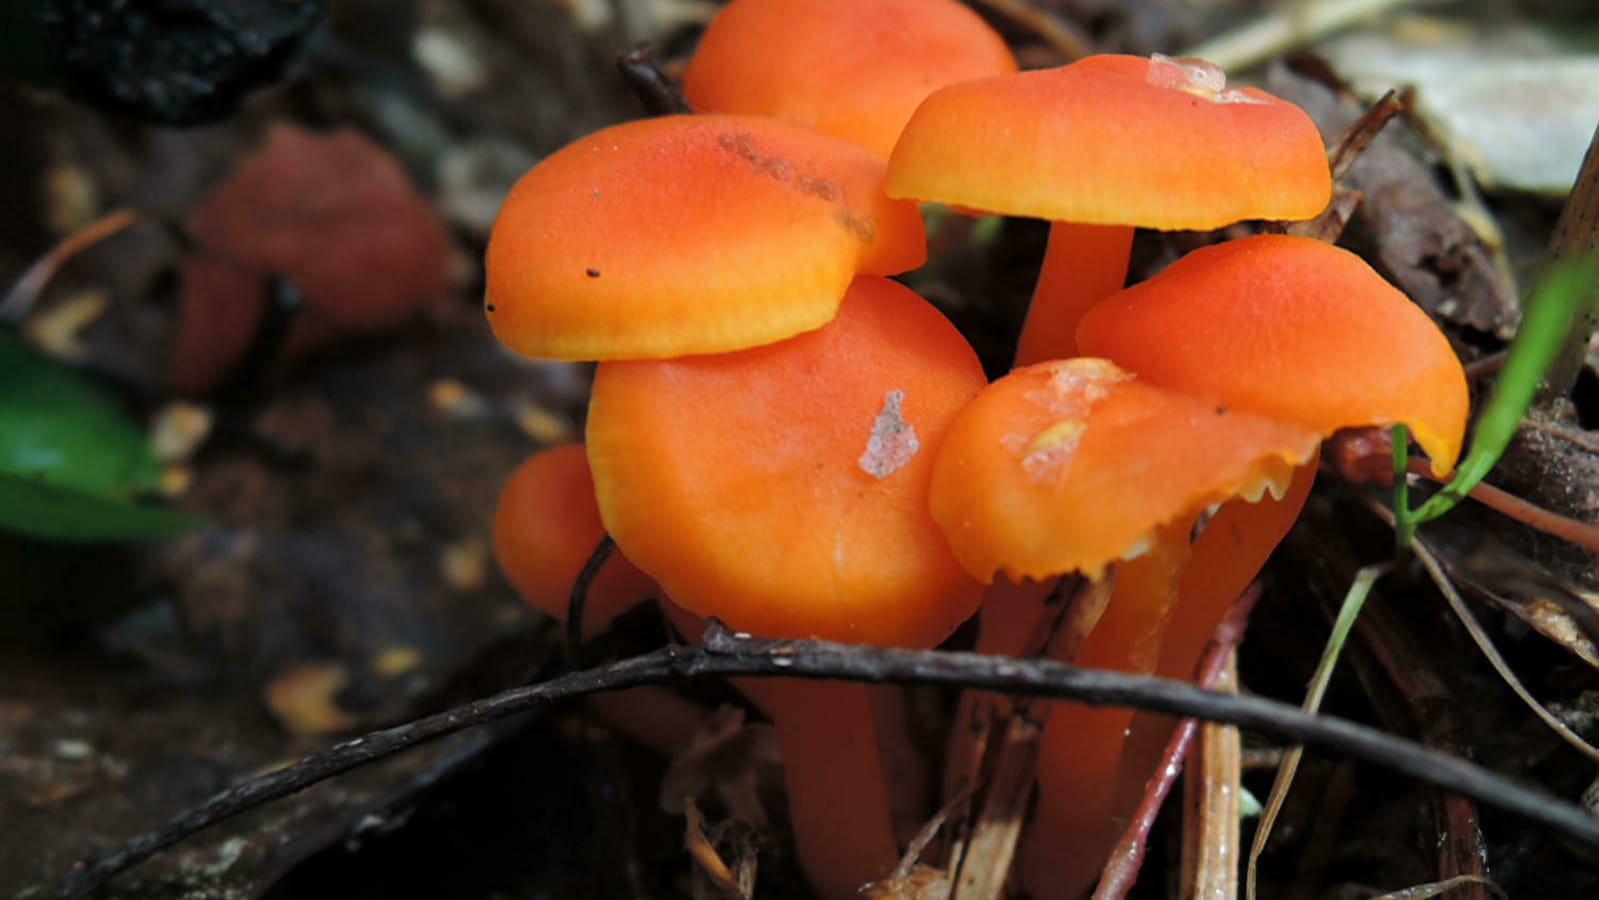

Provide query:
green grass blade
left=1246, top=563, right=1390, bottom=900
left=1408, top=259, right=1599, bottom=531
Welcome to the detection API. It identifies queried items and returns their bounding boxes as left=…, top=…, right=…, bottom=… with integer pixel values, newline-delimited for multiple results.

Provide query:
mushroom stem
left=769, top=678, right=900, bottom=900
left=1027, top=464, right=1317, bottom=899
left=1162, top=463, right=1317, bottom=682
left=1107, top=463, right=1317, bottom=832
left=1021, top=520, right=1194, bottom=900
left=871, top=684, right=934, bottom=848
left=944, top=577, right=1061, bottom=799
left=1014, top=222, right=1134, bottom=366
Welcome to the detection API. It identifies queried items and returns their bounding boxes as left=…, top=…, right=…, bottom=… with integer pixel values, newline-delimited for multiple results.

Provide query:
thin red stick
left=1092, top=583, right=1263, bottom=899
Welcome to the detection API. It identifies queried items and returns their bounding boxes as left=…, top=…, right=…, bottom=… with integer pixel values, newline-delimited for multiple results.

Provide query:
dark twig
left=567, top=534, right=616, bottom=654
left=617, top=44, right=691, bottom=116
left=1327, top=89, right=1403, bottom=182
left=57, top=630, right=1599, bottom=898
left=1287, top=90, right=1402, bottom=243
left=1462, top=350, right=1507, bottom=381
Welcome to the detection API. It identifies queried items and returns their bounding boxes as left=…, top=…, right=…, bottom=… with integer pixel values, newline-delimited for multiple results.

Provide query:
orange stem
left=1013, top=222, right=1134, bottom=366
left=769, top=679, right=900, bottom=900
left=1160, top=464, right=1317, bottom=682
left=1091, top=463, right=1317, bottom=887
left=1021, top=521, right=1193, bottom=900
left=870, top=684, right=933, bottom=848
left=1012, top=464, right=1315, bottom=898
left=943, top=577, right=1059, bottom=799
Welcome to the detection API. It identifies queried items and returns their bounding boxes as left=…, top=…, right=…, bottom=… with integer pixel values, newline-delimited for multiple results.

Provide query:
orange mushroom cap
left=1076, top=234, right=1469, bottom=474
left=485, top=115, right=926, bottom=361
left=683, top=0, right=1017, bottom=159
left=492, top=444, right=657, bottom=638
left=586, top=275, right=985, bottom=648
left=929, top=359, right=1321, bottom=584
left=886, top=54, right=1330, bottom=229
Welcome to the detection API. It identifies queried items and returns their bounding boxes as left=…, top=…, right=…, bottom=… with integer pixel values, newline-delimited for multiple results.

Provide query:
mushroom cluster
left=482, top=2, right=1470, bottom=898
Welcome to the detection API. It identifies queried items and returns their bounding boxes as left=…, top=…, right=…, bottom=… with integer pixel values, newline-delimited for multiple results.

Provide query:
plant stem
left=1393, top=423, right=1414, bottom=547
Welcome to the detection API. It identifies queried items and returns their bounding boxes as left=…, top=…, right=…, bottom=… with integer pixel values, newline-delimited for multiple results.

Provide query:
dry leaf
left=172, top=123, right=453, bottom=393
left=264, top=662, right=356, bottom=737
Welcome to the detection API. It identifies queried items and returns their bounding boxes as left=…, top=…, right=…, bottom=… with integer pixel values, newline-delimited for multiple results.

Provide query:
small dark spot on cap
left=485, top=303, right=496, bottom=312
left=586, top=268, right=601, bottom=278
left=1216, top=406, right=1227, bottom=415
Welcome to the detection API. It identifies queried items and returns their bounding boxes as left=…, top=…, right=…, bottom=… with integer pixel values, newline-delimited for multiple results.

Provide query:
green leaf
left=0, top=473, right=205, bottom=541
left=0, top=332, right=205, bottom=540
left=0, top=333, right=165, bottom=496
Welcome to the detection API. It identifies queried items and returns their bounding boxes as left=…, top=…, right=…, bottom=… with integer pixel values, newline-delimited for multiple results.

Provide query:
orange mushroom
left=683, top=0, right=1016, bottom=158
left=587, top=276, right=985, bottom=899
left=485, top=115, right=925, bottom=361
left=886, top=53, right=1330, bottom=365
left=1008, top=234, right=1469, bottom=899
left=930, top=359, right=1317, bottom=585
left=1076, top=235, right=1466, bottom=710
left=929, top=356, right=1319, bottom=896
left=1077, top=234, right=1466, bottom=473
left=491, top=443, right=657, bottom=639
left=492, top=444, right=715, bottom=756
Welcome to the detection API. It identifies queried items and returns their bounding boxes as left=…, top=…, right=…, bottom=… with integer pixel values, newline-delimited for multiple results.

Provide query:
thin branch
left=1416, top=539, right=1599, bottom=766
left=567, top=533, right=616, bottom=653
left=0, top=208, right=144, bottom=324
left=1403, top=456, right=1599, bottom=555
left=1180, top=655, right=1244, bottom=900
left=1094, top=584, right=1261, bottom=899
left=1286, top=91, right=1403, bottom=242
left=56, top=629, right=1599, bottom=898
left=1462, top=351, right=1507, bottom=382
left=1328, top=89, right=1404, bottom=182
left=967, top=0, right=1092, bottom=62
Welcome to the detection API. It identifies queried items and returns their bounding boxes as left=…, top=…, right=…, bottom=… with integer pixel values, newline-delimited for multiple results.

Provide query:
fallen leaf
left=264, top=662, right=357, bottom=737
left=173, top=123, right=453, bottom=393
left=1324, top=30, right=1599, bottom=194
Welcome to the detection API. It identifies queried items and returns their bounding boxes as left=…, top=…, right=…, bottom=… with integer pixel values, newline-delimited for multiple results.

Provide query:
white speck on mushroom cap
left=1011, top=359, right=1130, bottom=483
left=1147, top=53, right=1270, bottom=105
left=858, top=389, right=919, bottom=478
